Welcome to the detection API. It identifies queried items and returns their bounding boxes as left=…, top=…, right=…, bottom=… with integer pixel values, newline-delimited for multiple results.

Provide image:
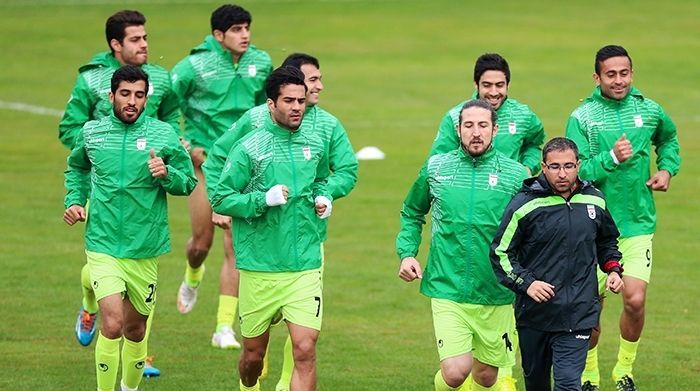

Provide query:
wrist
left=610, top=149, right=620, bottom=165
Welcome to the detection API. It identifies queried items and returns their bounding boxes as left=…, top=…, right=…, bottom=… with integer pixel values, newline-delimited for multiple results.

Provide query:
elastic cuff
left=610, top=149, right=620, bottom=165
left=603, top=260, right=623, bottom=274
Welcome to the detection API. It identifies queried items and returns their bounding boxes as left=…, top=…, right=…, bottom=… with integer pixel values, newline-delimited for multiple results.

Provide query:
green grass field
left=2, top=0, right=699, bottom=389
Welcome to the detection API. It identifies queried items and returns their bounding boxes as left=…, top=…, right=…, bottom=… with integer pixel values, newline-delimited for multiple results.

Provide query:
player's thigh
left=86, top=250, right=126, bottom=303
left=121, top=256, right=159, bottom=317
left=238, top=270, right=285, bottom=338
left=470, top=304, right=516, bottom=368
left=188, top=167, right=214, bottom=238
left=281, top=269, right=323, bottom=332
left=619, top=234, right=653, bottom=283
left=431, top=298, right=473, bottom=361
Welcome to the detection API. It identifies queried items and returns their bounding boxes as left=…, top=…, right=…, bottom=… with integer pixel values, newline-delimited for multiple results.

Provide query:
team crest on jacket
left=508, top=122, right=517, bottom=134
left=488, top=173, right=499, bottom=187
left=634, top=114, right=643, bottom=128
left=248, top=64, right=257, bottom=77
left=303, top=146, right=311, bottom=160
left=136, top=138, right=147, bottom=150
left=148, top=83, right=154, bottom=96
left=587, top=205, right=596, bottom=219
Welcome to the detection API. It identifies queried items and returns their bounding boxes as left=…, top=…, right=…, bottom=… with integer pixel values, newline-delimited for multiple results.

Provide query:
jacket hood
left=79, top=51, right=120, bottom=73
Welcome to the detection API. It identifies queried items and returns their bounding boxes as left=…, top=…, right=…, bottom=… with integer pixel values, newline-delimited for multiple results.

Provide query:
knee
left=101, top=317, right=124, bottom=339
left=473, top=366, right=497, bottom=388
left=123, top=321, right=146, bottom=342
left=292, top=338, right=317, bottom=365
left=624, top=293, right=646, bottom=314
left=187, top=238, right=212, bottom=258
left=241, top=346, right=265, bottom=369
left=440, top=364, right=469, bottom=388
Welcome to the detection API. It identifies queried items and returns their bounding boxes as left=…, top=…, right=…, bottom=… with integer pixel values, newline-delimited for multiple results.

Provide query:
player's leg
left=76, top=263, right=99, bottom=346
left=518, top=327, right=552, bottom=391
left=613, top=234, right=652, bottom=388
left=239, top=332, right=269, bottom=390
left=471, top=304, right=515, bottom=390
left=493, top=307, right=517, bottom=391
left=582, top=270, right=607, bottom=390
left=179, top=162, right=214, bottom=314
left=120, top=256, right=157, bottom=390
left=551, top=329, right=591, bottom=391
left=88, top=251, right=127, bottom=391
left=212, top=227, right=241, bottom=349
left=431, top=299, right=475, bottom=390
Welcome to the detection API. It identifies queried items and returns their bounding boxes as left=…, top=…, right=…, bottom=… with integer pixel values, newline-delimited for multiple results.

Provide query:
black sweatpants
left=518, top=327, right=592, bottom=391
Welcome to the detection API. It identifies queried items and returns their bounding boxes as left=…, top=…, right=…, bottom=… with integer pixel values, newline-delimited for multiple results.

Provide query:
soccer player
left=63, top=65, right=196, bottom=391
left=429, top=52, right=545, bottom=391
left=211, top=66, right=331, bottom=391
left=60, top=10, right=179, bottom=377
left=203, top=52, right=358, bottom=391
left=396, top=99, right=528, bottom=391
left=565, top=45, right=681, bottom=391
left=490, top=137, right=624, bottom=391
left=171, top=4, right=273, bottom=349
left=429, top=53, right=545, bottom=175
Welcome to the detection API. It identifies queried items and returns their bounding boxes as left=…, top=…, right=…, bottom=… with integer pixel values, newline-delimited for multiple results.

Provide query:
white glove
left=315, top=196, right=332, bottom=219
left=265, top=185, right=288, bottom=207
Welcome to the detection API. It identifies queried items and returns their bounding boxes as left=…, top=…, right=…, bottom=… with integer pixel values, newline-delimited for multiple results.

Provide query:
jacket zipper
left=118, top=127, right=127, bottom=256
left=465, top=157, right=477, bottom=302
left=288, top=133, right=299, bottom=266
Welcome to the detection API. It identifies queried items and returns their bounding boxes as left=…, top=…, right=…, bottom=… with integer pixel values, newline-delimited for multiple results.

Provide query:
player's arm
left=254, top=62, right=274, bottom=105
left=396, top=164, right=431, bottom=262
left=312, top=150, right=332, bottom=219
left=211, top=145, right=269, bottom=219
left=58, top=75, right=94, bottom=149
left=64, top=130, right=91, bottom=209
left=326, top=121, right=359, bottom=200
left=520, top=112, right=545, bottom=175
left=155, top=132, right=198, bottom=196
left=565, top=115, right=618, bottom=182
left=170, top=59, right=196, bottom=125
left=490, top=196, right=537, bottom=294
left=158, top=74, right=183, bottom=134
left=594, top=199, right=624, bottom=293
left=649, top=105, right=680, bottom=189
left=426, top=111, right=460, bottom=157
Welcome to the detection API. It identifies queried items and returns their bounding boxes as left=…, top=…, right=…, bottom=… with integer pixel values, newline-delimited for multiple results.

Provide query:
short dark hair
left=281, top=53, right=320, bottom=71
left=105, top=10, right=146, bottom=53
left=265, top=66, right=307, bottom=102
left=111, top=65, right=149, bottom=94
left=542, top=137, right=579, bottom=162
left=474, top=53, right=510, bottom=84
left=595, top=45, right=633, bottom=75
left=458, top=99, right=497, bottom=124
left=211, top=4, right=251, bottom=32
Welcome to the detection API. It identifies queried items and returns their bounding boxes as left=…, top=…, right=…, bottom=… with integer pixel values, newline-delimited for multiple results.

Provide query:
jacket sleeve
left=211, top=145, right=268, bottom=218
left=158, top=74, right=182, bottom=134
left=520, top=112, right=545, bottom=174
left=170, top=59, right=195, bottom=127
left=327, top=121, right=358, bottom=200
left=395, top=165, right=431, bottom=260
left=490, top=197, right=537, bottom=294
left=427, top=111, right=459, bottom=157
left=158, top=132, right=197, bottom=195
left=254, top=63, right=273, bottom=105
left=595, top=204, right=623, bottom=273
left=652, top=105, right=681, bottom=176
left=311, top=146, right=331, bottom=200
left=63, top=131, right=91, bottom=208
left=565, top=115, right=618, bottom=182
left=58, top=74, right=95, bottom=149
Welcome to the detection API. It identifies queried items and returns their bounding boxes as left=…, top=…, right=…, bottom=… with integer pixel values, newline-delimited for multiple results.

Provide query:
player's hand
left=148, top=149, right=168, bottom=179
left=265, top=184, right=289, bottom=207
left=526, top=280, right=555, bottom=303
left=606, top=272, right=624, bottom=294
left=314, top=196, right=332, bottom=219
left=179, top=137, right=191, bottom=152
left=190, top=147, right=206, bottom=168
left=399, top=257, right=423, bottom=282
left=212, top=212, right=232, bottom=230
left=612, top=134, right=633, bottom=163
left=646, top=170, right=671, bottom=192
left=64, top=205, right=86, bottom=226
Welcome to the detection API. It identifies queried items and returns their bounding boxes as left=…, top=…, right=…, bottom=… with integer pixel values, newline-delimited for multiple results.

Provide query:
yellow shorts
left=597, top=234, right=653, bottom=293
left=238, top=268, right=323, bottom=338
left=431, top=298, right=516, bottom=367
left=86, top=250, right=158, bottom=316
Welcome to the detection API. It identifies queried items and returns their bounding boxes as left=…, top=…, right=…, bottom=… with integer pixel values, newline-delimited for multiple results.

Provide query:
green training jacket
left=565, top=86, right=681, bottom=237
left=203, top=104, right=358, bottom=238
left=396, top=147, right=528, bottom=305
left=171, top=36, right=273, bottom=150
left=211, top=115, right=330, bottom=272
left=428, top=94, right=545, bottom=174
left=64, top=112, right=197, bottom=258
left=58, top=51, right=179, bottom=149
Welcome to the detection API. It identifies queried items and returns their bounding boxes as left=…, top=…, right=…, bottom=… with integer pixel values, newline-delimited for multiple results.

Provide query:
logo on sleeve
left=587, top=204, right=596, bottom=219
left=136, top=138, right=147, bottom=150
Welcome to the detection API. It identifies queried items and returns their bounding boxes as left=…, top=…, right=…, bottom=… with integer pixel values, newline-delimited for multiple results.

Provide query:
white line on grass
left=0, top=100, right=63, bottom=118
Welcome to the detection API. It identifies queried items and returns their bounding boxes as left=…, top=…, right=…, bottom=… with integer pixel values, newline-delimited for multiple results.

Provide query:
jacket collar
left=457, top=143, right=497, bottom=166
left=469, top=90, right=509, bottom=112
left=590, top=85, right=644, bottom=105
left=265, top=114, right=300, bottom=138
left=109, top=109, right=147, bottom=128
left=523, top=173, right=592, bottom=198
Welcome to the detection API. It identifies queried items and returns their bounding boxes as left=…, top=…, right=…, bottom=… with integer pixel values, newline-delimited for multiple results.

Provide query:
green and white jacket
left=429, top=93, right=545, bottom=174
left=396, top=147, right=528, bottom=305
left=565, top=86, right=681, bottom=237
left=64, top=112, right=197, bottom=258
left=171, top=36, right=273, bottom=150
left=59, top=51, right=179, bottom=149
left=211, top=116, right=330, bottom=272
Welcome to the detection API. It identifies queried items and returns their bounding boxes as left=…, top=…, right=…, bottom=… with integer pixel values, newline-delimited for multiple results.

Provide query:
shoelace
left=81, top=311, right=96, bottom=331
